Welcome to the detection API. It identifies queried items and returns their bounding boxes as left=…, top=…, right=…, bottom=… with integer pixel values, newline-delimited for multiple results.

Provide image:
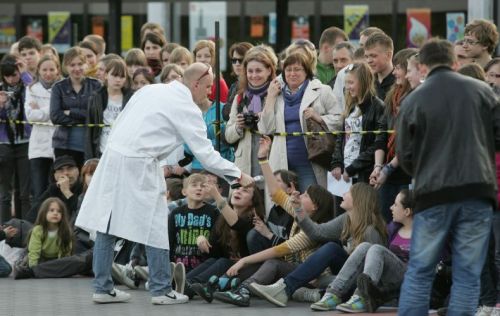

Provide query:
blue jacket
left=185, top=102, right=234, bottom=170
left=50, top=77, right=101, bottom=150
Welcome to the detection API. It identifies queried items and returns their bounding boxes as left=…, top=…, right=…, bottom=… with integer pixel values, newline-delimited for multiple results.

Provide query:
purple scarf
left=244, top=82, right=270, bottom=113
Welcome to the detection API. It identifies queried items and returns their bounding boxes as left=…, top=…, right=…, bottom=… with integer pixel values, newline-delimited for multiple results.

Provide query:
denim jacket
left=50, top=77, right=101, bottom=150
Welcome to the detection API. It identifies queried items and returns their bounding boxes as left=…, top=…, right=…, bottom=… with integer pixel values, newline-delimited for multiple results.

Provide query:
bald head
left=182, top=62, right=214, bottom=105
left=183, top=62, right=213, bottom=85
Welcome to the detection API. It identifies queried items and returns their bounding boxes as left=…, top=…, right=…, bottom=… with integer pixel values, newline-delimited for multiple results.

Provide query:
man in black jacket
left=396, top=39, right=500, bottom=316
left=26, top=155, right=82, bottom=223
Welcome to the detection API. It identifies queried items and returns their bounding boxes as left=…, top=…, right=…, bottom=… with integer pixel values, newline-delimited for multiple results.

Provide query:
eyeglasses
left=462, top=39, right=480, bottom=46
left=231, top=58, right=243, bottom=65
left=284, top=67, right=305, bottom=73
left=197, top=65, right=212, bottom=82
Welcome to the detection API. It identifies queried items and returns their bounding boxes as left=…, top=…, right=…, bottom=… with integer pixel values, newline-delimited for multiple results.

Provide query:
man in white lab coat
left=75, top=63, right=253, bottom=305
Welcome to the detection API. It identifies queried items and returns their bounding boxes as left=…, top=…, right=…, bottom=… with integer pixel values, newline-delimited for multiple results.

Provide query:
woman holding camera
left=226, top=45, right=278, bottom=177
left=259, top=52, right=342, bottom=192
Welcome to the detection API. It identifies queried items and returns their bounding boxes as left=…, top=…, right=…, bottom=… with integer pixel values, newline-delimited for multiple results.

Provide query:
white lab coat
left=75, top=81, right=241, bottom=249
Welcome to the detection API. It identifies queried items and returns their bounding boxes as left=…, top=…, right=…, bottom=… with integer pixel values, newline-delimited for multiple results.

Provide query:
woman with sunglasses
left=224, top=42, right=254, bottom=121
left=259, top=52, right=342, bottom=192
left=331, top=62, right=384, bottom=188
left=226, top=45, right=278, bottom=178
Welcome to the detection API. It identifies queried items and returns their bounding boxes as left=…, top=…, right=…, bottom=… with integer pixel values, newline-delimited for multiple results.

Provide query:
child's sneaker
left=213, top=286, right=251, bottom=307
left=310, top=292, right=342, bottom=311
left=93, top=288, right=131, bottom=304
left=191, top=275, right=219, bottom=303
left=151, top=290, right=189, bottom=305
left=336, top=294, right=367, bottom=313
left=173, top=263, right=186, bottom=294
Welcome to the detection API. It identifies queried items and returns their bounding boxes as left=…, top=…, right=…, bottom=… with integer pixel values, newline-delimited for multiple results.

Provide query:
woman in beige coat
left=258, top=52, right=342, bottom=192
left=225, top=45, right=278, bottom=176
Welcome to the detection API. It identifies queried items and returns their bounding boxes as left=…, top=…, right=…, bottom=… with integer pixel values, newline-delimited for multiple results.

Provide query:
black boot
left=14, top=266, right=34, bottom=280
left=357, top=273, right=399, bottom=313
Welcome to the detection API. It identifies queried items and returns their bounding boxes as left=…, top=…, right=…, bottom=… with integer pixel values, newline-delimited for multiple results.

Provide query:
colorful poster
left=48, top=12, right=71, bottom=53
left=291, top=16, right=310, bottom=41
left=250, top=16, right=264, bottom=38
left=27, top=19, right=43, bottom=42
left=189, top=2, right=227, bottom=70
left=268, top=12, right=276, bottom=44
left=121, top=16, right=133, bottom=52
left=406, top=8, right=431, bottom=48
left=91, top=16, right=105, bottom=37
left=344, top=5, right=369, bottom=41
left=446, top=13, right=465, bottom=43
left=0, top=16, right=16, bottom=53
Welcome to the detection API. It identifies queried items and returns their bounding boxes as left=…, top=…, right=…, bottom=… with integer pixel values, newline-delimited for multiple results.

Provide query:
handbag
left=305, top=105, right=336, bottom=169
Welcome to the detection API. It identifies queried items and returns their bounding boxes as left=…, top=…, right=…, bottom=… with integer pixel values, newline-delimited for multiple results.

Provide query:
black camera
left=243, top=111, right=259, bottom=128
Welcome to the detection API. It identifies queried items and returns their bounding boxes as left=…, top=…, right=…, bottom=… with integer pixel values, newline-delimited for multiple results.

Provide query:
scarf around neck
left=244, top=81, right=270, bottom=113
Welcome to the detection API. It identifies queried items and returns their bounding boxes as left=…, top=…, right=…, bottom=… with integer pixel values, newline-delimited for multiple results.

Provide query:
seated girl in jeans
left=310, top=189, right=414, bottom=312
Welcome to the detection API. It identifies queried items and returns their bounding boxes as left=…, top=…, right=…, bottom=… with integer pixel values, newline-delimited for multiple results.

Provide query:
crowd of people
left=0, top=18, right=499, bottom=316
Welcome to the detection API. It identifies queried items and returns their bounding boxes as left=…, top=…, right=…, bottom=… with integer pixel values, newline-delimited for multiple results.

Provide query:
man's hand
left=238, top=172, right=254, bottom=187
left=57, top=175, right=73, bottom=198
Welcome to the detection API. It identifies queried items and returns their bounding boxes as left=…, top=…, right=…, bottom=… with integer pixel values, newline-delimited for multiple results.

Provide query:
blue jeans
left=398, top=199, right=493, bottom=316
left=288, top=163, right=317, bottom=193
left=283, top=241, right=349, bottom=296
left=0, top=255, right=11, bottom=277
left=93, top=232, right=172, bottom=296
left=247, top=228, right=273, bottom=254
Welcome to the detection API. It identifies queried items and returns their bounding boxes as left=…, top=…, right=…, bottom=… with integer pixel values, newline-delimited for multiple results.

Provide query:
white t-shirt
left=343, top=106, right=363, bottom=170
left=100, top=97, right=123, bottom=154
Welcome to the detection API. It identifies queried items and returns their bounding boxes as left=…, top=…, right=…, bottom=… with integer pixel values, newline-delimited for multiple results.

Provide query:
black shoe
left=437, top=307, right=448, bottom=316
left=14, top=266, right=34, bottom=280
left=213, top=286, right=250, bottom=307
left=191, top=275, right=219, bottom=303
left=356, top=273, right=387, bottom=313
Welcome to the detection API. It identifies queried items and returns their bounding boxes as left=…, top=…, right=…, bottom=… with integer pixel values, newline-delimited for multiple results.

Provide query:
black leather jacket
left=331, top=95, right=385, bottom=183
left=84, top=86, right=133, bottom=160
left=396, top=66, right=500, bottom=212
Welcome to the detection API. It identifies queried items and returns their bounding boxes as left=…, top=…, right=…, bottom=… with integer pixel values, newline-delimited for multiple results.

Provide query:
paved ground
left=0, top=277, right=424, bottom=316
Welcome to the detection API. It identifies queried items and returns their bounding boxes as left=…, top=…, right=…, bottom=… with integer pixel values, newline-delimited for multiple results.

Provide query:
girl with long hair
left=246, top=182, right=387, bottom=307
left=27, top=197, right=73, bottom=267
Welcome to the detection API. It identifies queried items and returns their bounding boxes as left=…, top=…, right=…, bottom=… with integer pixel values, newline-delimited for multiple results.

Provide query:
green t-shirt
left=28, top=225, right=71, bottom=267
left=316, top=62, right=335, bottom=85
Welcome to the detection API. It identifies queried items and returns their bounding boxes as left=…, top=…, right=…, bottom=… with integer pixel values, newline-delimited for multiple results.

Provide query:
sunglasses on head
left=197, top=64, right=212, bottom=82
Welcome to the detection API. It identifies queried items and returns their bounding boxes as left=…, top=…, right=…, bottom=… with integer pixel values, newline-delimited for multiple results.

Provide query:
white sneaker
left=476, top=306, right=494, bottom=316
left=248, top=278, right=288, bottom=307
left=173, top=263, right=186, bottom=294
left=93, top=288, right=131, bottom=304
left=151, top=290, right=189, bottom=305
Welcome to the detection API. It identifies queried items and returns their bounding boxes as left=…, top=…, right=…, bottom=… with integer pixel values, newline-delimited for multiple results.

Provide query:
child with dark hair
left=0, top=54, right=32, bottom=222
left=85, top=58, right=133, bottom=160
left=26, top=197, right=73, bottom=268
